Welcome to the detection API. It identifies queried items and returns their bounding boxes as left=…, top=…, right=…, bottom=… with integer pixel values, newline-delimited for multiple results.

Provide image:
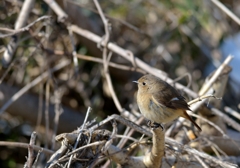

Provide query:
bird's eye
left=142, top=82, right=146, bottom=86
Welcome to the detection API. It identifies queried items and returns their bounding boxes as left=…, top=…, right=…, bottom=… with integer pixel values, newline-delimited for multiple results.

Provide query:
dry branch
left=24, top=132, right=37, bottom=168
left=2, top=0, right=35, bottom=66
left=1, top=1, right=239, bottom=167
left=0, top=141, right=53, bottom=155
left=211, top=0, right=240, bottom=26
left=0, top=16, right=51, bottom=38
left=143, top=128, right=164, bottom=168
left=69, top=24, right=199, bottom=98
left=90, top=114, right=237, bottom=168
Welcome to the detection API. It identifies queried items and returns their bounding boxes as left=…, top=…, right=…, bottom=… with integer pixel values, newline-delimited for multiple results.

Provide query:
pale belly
left=138, top=98, right=180, bottom=124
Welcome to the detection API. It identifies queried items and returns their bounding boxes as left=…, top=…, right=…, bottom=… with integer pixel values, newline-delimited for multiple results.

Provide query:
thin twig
left=90, top=114, right=151, bottom=137
left=32, top=149, right=42, bottom=167
left=211, top=107, right=240, bottom=132
left=25, top=132, right=37, bottom=168
left=117, top=116, right=145, bottom=149
left=58, top=141, right=106, bottom=163
left=67, top=0, right=148, bottom=35
left=51, top=88, right=64, bottom=150
left=90, top=114, right=238, bottom=167
left=0, top=58, right=18, bottom=84
left=44, top=79, right=50, bottom=149
left=2, top=0, right=36, bottom=66
left=76, top=53, right=144, bottom=73
left=224, top=107, right=240, bottom=121
left=193, top=155, right=209, bottom=168
left=211, top=0, right=240, bottom=26
left=166, top=90, right=215, bottom=136
left=36, top=82, right=43, bottom=130
left=43, top=0, right=67, bottom=22
left=190, top=113, right=226, bottom=137
left=188, top=94, right=221, bottom=106
left=0, top=141, right=53, bottom=155
left=67, top=107, right=92, bottom=168
left=77, top=107, right=92, bottom=143
left=203, top=137, right=227, bottom=157
left=0, top=16, right=51, bottom=38
left=115, top=134, right=139, bottom=142
left=190, top=113, right=240, bottom=153
left=69, top=24, right=199, bottom=98
left=68, top=26, right=79, bottom=74
left=167, top=138, right=237, bottom=168
left=43, top=48, right=144, bottom=73
left=172, top=73, right=192, bottom=88
left=199, top=55, right=233, bottom=96
left=93, top=0, right=123, bottom=112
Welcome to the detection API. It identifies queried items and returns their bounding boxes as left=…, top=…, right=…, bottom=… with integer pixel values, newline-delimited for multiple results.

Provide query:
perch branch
left=143, top=127, right=164, bottom=168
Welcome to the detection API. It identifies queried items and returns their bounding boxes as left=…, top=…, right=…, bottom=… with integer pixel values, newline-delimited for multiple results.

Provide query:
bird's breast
left=137, top=92, right=180, bottom=123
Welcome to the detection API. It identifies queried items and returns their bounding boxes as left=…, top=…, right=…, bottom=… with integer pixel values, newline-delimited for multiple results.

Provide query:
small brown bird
left=134, top=74, right=201, bottom=131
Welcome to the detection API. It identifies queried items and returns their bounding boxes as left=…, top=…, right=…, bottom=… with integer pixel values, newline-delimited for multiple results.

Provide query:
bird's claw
left=147, top=121, right=164, bottom=130
left=151, top=122, right=164, bottom=130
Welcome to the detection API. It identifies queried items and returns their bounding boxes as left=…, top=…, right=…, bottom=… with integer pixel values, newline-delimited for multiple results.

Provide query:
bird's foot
left=151, top=122, right=164, bottom=130
left=147, top=121, right=164, bottom=130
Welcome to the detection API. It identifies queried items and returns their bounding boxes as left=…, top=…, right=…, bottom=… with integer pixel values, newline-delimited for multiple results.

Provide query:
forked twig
left=93, top=0, right=123, bottom=112
left=24, top=132, right=37, bottom=168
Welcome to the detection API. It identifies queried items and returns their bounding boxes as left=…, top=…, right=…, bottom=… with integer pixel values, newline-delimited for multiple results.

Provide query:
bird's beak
left=133, top=81, right=138, bottom=84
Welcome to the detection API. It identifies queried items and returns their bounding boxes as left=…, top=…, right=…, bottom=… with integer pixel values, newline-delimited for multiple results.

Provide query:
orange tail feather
left=182, top=111, right=202, bottom=131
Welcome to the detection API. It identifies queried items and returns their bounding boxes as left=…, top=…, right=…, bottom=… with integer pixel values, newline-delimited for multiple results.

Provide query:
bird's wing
left=152, top=89, right=191, bottom=111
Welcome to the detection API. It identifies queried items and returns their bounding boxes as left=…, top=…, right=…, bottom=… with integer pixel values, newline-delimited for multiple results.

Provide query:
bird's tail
left=182, top=111, right=202, bottom=131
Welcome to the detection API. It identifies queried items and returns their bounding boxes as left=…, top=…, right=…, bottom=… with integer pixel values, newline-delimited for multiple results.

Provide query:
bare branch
left=0, top=16, right=51, bottom=38
left=199, top=55, right=233, bottom=96
left=2, top=0, right=36, bottom=66
left=24, top=132, right=37, bottom=168
left=143, top=127, right=164, bottom=168
left=43, top=0, right=67, bottom=22
left=0, top=141, right=53, bottom=155
left=211, top=0, right=240, bottom=26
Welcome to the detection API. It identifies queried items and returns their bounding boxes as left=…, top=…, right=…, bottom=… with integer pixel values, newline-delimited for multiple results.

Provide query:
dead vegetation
left=0, top=0, right=240, bottom=167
